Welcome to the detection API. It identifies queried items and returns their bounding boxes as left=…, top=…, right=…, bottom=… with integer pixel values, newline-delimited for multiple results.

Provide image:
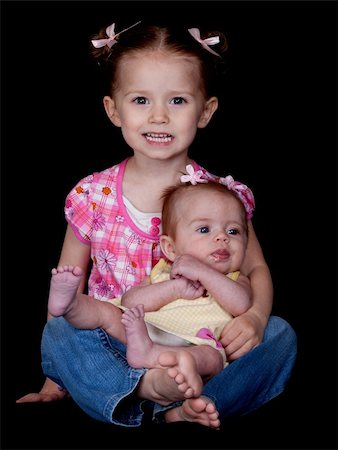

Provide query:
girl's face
left=104, top=51, right=218, bottom=162
left=165, top=190, right=248, bottom=274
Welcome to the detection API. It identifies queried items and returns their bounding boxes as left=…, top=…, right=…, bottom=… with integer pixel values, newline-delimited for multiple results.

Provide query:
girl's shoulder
left=93, top=159, right=127, bottom=184
left=74, top=159, right=128, bottom=191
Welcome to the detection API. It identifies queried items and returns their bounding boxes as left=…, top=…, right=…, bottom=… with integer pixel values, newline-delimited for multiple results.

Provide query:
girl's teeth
left=145, top=133, right=172, bottom=143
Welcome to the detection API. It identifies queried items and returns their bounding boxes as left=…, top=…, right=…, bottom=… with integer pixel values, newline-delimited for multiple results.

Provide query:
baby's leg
left=48, top=266, right=125, bottom=341
left=122, top=305, right=202, bottom=398
left=182, top=345, right=224, bottom=382
left=48, top=265, right=83, bottom=317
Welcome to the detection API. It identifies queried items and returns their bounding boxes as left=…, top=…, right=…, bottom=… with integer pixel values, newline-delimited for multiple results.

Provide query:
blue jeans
left=41, top=315, right=297, bottom=426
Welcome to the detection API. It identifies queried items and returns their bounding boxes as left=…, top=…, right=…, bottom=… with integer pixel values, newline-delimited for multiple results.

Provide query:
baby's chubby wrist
left=171, top=276, right=189, bottom=299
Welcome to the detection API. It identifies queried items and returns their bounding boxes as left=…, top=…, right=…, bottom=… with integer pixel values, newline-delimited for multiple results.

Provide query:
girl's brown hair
left=90, top=23, right=228, bottom=98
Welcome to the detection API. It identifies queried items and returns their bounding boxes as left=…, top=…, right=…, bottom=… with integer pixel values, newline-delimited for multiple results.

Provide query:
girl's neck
left=122, top=154, right=194, bottom=212
left=126, top=154, right=193, bottom=186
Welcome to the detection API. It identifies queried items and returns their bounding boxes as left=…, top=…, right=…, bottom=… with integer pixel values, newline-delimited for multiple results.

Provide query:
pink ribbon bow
left=188, top=28, right=221, bottom=57
left=196, top=328, right=223, bottom=349
left=91, top=21, right=141, bottom=49
left=180, top=164, right=208, bottom=185
left=219, top=175, right=255, bottom=220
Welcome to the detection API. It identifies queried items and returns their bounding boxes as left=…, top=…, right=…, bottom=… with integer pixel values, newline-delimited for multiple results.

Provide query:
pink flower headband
left=91, top=21, right=142, bottom=49
left=181, top=165, right=255, bottom=220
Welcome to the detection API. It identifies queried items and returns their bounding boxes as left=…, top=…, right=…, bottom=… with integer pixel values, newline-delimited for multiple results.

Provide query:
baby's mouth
left=211, top=249, right=230, bottom=261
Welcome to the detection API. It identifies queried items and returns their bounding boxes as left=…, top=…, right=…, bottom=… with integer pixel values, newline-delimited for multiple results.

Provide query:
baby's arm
left=170, top=255, right=251, bottom=316
left=122, top=276, right=205, bottom=311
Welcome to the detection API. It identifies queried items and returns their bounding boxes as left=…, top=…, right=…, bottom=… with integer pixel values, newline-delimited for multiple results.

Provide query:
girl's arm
left=16, top=225, right=92, bottom=403
left=239, top=221, right=273, bottom=325
left=220, top=222, right=273, bottom=361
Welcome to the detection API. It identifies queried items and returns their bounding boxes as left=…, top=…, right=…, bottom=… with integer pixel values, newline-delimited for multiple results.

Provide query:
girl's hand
left=220, top=310, right=265, bottom=361
left=16, top=378, right=68, bottom=403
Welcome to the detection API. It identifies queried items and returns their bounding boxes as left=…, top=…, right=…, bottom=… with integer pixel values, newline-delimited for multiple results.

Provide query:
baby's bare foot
left=158, top=350, right=203, bottom=398
left=122, top=305, right=158, bottom=368
left=48, top=265, right=83, bottom=317
left=165, top=396, right=220, bottom=429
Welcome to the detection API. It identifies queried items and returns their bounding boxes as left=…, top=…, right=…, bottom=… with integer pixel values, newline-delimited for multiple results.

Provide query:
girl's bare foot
left=165, top=396, right=220, bottom=429
left=48, top=265, right=83, bottom=317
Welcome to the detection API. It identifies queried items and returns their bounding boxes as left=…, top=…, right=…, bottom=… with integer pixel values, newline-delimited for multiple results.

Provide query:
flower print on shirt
left=96, top=249, right=117, bottom=273
left=126, top=262, right=136, bottom=276
left=95, top=278, right=115, bottom=300
left=92, top=211, right=105, bottom=231
left=75, top=181, right=92, bottom=200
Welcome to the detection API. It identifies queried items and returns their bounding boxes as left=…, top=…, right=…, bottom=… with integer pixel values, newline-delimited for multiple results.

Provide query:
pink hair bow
left=180, top=164, right=208, bottom=185
left=188, top=28, right=221, bottom=57
left=91, top=21, right=141, bottom=49
left=219, top=175, right=255, bottom=220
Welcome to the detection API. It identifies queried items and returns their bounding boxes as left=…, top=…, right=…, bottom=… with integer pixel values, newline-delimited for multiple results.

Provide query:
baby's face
left=173, top=189, right=247, bottom=274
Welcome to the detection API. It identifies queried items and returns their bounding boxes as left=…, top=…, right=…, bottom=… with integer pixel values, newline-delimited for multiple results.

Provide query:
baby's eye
left=228, top=228, right=239, bottom=235
left=170, top=97, right=186, bottom=105
left=133, top=97, right=148, bottom=105
left=198, top=226, right=209, bottom=234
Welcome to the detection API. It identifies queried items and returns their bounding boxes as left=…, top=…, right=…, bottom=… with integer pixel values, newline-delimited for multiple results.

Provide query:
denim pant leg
left=41, top=317, right=148, bottom=427
left=202, top=315, right=298, bottom=418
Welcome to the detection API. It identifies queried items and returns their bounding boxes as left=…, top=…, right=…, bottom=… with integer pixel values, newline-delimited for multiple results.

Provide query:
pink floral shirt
left=65, top=159, right=199, bottom=300
left=65, top=158, right=249, bottom=301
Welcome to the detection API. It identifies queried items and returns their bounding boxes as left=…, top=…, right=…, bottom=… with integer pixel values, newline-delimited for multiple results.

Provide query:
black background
left=1, top=1, right=336, bottom=449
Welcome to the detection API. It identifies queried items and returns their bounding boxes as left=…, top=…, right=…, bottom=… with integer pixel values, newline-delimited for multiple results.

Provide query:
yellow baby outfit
left=110, top=258, right=240, bottom=366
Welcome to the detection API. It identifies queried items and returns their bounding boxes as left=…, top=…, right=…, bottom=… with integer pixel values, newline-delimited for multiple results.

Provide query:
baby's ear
left=198, top=96, right=218, bottom=128
left=160, top=235, right=176, bottom=262
left=103, top=96, right=122, bottom=127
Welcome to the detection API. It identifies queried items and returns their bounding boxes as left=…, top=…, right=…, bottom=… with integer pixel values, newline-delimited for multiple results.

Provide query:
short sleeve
left=64, top=174, right=95, bottom=244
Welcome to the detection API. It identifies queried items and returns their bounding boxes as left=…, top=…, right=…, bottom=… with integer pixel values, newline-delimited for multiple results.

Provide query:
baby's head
left=90, top=22, right=227, bottom=99
left=160, top=175, right=253, bottom=273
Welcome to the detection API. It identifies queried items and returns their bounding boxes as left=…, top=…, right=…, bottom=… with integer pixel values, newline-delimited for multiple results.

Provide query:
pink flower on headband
left=91, top=21, right=141, bottom=49
left=219, top=175, right=255, bottom=220
left=180, top=164, right=208, bottom=185
left=188, top=28, right=221, bottom=57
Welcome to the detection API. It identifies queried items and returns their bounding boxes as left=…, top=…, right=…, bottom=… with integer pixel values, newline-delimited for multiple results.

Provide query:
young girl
left=47, top=172, right=254, bottom=400
left=17, top=21, right=297, bottom=429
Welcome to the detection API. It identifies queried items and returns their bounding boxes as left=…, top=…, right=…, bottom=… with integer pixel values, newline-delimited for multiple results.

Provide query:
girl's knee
left=265, top=316, right=297, bottom=349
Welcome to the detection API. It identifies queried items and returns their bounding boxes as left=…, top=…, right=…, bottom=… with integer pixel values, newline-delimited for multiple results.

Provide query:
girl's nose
left=149, top=104, right=169, bottom=123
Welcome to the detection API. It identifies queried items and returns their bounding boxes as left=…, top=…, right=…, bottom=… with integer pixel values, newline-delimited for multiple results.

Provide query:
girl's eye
left=198, top=226, right=209, bottom=234
left=170, top=97, right=186, bottom=105
left=133, top=97, right=148, bottom=105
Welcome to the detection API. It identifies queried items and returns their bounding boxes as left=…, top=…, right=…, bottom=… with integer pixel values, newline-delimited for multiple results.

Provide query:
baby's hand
left=175, top=276, right=205, bottom=300
left=170, top=255, right=206, bottom=283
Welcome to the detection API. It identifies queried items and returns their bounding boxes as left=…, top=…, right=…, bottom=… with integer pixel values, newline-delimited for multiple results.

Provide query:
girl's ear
left=197, top=96, right=218, bottom=128
left=160, top=235, right=176, bottom=262
left=103, top=96, right=122, bottom=127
